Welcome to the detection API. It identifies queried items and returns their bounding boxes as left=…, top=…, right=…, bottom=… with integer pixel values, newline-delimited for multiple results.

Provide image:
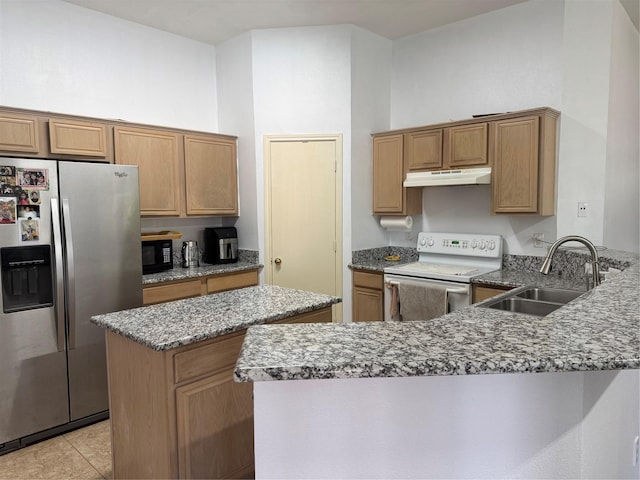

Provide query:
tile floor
left=0, top=420, right=111, bottom=479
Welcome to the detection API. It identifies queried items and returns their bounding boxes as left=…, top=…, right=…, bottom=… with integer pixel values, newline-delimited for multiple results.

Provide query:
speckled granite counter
left=92, top=285, right=341, bottom=351
left=142, top=261, right=261, bottom=285
left=235, top=249, right=639, bottom=382
left=349, top=246, right=418, bottom=272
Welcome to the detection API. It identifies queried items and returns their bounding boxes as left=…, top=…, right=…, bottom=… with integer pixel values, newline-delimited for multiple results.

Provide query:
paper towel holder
left=380, top=215, right=413, bottom=232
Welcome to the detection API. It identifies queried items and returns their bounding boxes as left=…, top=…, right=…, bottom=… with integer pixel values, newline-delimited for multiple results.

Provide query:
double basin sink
left=480, top=285, right=584, bottom=317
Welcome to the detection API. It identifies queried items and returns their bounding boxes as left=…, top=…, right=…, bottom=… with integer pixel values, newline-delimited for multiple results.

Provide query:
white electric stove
left=383, top=232, right=503, bottom=321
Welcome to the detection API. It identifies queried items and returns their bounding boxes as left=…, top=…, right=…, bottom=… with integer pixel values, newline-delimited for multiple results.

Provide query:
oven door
left=383, top=273, right=471, bottom=321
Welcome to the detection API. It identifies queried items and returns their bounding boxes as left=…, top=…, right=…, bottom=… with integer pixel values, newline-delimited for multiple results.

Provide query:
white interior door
left=265, top=135, right=342, bottom=321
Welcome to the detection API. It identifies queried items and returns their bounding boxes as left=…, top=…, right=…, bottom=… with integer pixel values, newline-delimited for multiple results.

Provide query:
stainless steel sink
left=514, top=287, right=583, bottom=304
left=478, top=285, right=584, bottom=317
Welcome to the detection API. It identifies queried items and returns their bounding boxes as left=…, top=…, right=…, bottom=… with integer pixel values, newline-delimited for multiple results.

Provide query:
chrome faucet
left=539, top=235, right=601, bottom=289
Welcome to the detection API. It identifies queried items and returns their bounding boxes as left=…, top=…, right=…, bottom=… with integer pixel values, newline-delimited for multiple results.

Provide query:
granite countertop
left=91, top=285, right=341, bottom=351
left=235, top=249, right=639, bottom=382
left=143, top=261, right=261, bottom=285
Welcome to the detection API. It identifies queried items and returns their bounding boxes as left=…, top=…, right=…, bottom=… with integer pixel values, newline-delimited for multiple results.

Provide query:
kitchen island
left=235, top=250, right=639, bottom=479
left=91, top=285, right=340, bottom=480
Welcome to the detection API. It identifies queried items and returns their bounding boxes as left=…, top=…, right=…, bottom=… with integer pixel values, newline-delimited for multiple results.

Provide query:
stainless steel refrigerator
left=0, top=158, right=142, bottom=452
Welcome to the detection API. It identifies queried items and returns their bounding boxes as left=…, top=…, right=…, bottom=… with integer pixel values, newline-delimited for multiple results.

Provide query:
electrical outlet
left=578, top=202, right=588, bottom=217
left=533, top=233, right=544, bottom=248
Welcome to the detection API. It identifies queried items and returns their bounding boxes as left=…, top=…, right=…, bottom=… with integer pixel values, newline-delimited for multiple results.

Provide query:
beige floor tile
left=0, top=436, right=102, bottom=480
left=63, top=421, right=112, bottom=479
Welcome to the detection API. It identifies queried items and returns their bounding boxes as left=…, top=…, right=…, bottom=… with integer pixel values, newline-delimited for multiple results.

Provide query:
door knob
left=274, top=257, right=282, bottom=265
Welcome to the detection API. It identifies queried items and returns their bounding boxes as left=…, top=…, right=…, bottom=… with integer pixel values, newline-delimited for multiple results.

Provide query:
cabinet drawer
left=207, top=270, right=258, bottom=293
left=143, top=280, right=203, bottom=305
left=352, top=270, right=383, bottom=290
left=173, top=331, right=245, bottom=384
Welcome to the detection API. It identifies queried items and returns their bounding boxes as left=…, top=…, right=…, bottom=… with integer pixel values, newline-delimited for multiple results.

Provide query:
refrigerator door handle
left=61, top=198, right=76, bottom=351
left=50, top=198, right=65, bottom=353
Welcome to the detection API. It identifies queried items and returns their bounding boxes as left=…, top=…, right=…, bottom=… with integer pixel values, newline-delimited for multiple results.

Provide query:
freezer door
left=0, top=157, right=69, bottom=444
left=58, top=162, right=142, bottom=421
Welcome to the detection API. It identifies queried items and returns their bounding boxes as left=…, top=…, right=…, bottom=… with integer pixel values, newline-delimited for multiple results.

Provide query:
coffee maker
left=204, top=227, right=238, bottom=264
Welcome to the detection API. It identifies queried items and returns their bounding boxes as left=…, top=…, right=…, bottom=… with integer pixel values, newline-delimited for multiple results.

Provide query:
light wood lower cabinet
left=471, top=284, right=511, bottom=303
left=352, top=269, right=384, bottom=322
left=143, top=269, right=259, bottom=305
left=106, top=307, right=332, bottom=479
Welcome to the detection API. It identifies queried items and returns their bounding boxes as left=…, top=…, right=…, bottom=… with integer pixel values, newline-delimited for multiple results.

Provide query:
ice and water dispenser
left=0, top=245, right=53, bottom=313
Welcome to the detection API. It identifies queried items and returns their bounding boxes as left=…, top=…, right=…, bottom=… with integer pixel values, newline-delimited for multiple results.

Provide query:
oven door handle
left=385, top=280, right=468, bottom=296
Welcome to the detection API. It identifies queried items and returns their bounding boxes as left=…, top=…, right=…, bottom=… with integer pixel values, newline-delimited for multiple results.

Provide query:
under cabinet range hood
left=403, top=167, right=491, bottom=187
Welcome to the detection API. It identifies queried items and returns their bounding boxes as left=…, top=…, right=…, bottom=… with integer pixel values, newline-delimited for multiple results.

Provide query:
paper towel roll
left=380, top=216, right=413, bottom=231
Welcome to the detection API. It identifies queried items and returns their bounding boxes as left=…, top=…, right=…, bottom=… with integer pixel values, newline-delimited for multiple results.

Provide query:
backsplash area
left=352, top=246, right=635, bottom=276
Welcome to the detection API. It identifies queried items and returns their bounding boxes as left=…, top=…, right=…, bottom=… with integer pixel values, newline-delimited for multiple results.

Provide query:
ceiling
left=61, top=0, right=536, bottom=46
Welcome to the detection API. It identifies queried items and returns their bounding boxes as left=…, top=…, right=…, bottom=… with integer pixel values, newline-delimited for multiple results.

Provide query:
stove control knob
left=479, top=241, right=487, bottom=250
left=419, top=237, right=427, bottom=246
left=471, top=240, right=478, bottom=249
left=427, top=238, right=435, bottom=247
left=488, top=240, right=496, bottom=251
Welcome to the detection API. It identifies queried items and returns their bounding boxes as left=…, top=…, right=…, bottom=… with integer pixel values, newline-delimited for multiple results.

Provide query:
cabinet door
left=0, top=113, right=40, bottom=153
left=472, top=285, right=511, bottom=303
left=373, top=135, right=404, bottom=213
left=445, top=123, right=488, bottom=168
left=114, top=126, right=181, bottom=216
left=404, top=129, right=443, bottom=170
left=353, top=286, right=384, bottom=322
left=49, top=119, right=109, bottom=159
left=184, top=135, right=238, bottom=215
left=372, top=134, right=421, bottom=215
left=176, top=369, right=254, bottom=480
left=490, top=116, right=540, bottom=214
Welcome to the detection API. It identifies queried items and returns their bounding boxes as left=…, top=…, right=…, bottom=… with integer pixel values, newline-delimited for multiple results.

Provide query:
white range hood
left=403, top=167, right=491, bottom=187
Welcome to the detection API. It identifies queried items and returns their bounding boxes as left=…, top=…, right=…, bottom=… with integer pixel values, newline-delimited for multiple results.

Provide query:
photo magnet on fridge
left=0, top=197, right=17, bottom=224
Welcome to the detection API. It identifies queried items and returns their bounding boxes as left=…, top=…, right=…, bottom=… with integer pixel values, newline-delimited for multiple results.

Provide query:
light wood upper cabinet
left=490, top=111, right=559, bottom=216
left=184, top=135, right=238, bottom=215
left=49, top=119, right=108, bottom=159
left=372, top=134, right=421, bottom=215
left=404, top=129, right=443, bottom=171
left=444, top=122, right=488, bottom=168
left=490, top=116, right=539, bottom=213
left=0, top=113, right=40, bottom=153
left=114, top=126, right=182, bottom=216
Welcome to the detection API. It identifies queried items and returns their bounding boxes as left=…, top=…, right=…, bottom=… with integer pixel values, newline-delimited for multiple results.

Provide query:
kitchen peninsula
left=91, top=285, right=340, bottom=479
left=235, top=250, right=640, bottom=479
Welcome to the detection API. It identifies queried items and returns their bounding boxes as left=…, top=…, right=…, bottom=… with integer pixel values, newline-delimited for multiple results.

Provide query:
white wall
left=216, top=32, right=259, bottom=250
left=0, top=0, right=218, bottom=132
left=389, top=0, right=639, bottom=256
left=557, top=0, right=613, bottom=246
left=390, top=0, right=564, bottom=255
left=603, top=1, right=640, bottom=253
left=253, top=370, right=640, bottom=479
left=349, top=27, right=392, bottom=250
left=250, top=25, right=353, bottom=304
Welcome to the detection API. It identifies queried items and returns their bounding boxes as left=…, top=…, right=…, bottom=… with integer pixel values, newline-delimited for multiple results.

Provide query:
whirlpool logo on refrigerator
left=114, top=171, right=128, bottom=178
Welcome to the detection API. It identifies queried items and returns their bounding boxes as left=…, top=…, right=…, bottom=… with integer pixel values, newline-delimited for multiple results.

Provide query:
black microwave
left=141, top=239, right=173, bottom=275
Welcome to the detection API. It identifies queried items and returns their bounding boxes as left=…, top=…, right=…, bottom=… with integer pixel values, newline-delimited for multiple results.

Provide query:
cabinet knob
left=274, top=257, right=282, bottom=265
